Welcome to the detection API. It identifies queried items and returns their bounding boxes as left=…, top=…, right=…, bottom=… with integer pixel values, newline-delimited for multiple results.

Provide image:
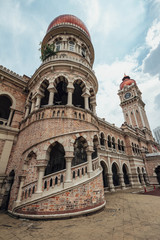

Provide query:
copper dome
left=120, top=75, right=136, bottom=90
left=47, top=14, right=90, bottom=39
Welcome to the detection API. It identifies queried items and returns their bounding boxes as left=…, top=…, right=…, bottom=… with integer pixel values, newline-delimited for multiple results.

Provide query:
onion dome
left=46, top=14, right=90, bottom=39
left=120, top=74, right=136, bottom=90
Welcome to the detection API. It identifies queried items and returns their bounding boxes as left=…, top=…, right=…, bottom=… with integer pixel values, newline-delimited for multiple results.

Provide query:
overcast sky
left=0, top=0, right=160, bottom=132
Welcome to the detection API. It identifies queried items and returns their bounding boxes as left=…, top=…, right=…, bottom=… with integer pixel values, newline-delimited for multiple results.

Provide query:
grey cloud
left=143, top=43, right=160, bottom=79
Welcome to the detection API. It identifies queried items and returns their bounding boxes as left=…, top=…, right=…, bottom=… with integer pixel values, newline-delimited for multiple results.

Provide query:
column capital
left=86, top=146, right=94, bottom=153
left=47, top=86, right=57, bottom=93
left=82, top=92, right=90, bottom=97
left=18, top=175, right=26, bottom=181
left=65, top=151, right=74, bottom=159
left=36, top=92, right=44, bottom=98
left=67, top=87, right=74, bottom=93
left=36, top=164, right=47, bottom=171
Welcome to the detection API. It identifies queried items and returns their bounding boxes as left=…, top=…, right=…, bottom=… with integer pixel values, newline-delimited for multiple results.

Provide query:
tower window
left=55, top=41, right=61, bottom=51
left=69, top=41, right=75, bottom=51
left=82, top=47, right=86, bottom=57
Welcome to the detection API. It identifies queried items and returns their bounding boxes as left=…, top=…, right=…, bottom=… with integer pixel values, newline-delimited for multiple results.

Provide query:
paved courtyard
left=0, top=188, right=160, bottom=240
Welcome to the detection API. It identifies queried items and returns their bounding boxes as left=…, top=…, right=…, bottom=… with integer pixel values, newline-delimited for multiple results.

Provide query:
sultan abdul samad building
left=0, top=15, right=160, bottom=219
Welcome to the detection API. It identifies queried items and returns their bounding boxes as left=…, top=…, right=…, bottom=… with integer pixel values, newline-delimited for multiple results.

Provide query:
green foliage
left=39, top=42, right=57, bottom=61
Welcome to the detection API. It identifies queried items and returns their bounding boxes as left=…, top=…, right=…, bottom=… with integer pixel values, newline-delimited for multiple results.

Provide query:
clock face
left=124, top=92, right=131, bottom=99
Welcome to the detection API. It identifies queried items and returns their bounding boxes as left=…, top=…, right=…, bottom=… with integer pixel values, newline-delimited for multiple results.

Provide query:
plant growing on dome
left=39, top=42, right=57, bottom=61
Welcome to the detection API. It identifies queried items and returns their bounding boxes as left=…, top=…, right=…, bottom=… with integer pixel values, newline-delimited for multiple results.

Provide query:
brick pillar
left=119, top=173, right=125, bottom=189
left=107, top=173, right=115, bottom=192
left=36, top=165, right=46, bottom=194
left=16, top=176, right=26, bottom=202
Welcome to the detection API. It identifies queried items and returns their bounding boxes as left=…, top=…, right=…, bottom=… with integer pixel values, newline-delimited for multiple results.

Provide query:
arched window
left=40, top=80, right=49, bottom=107
left=0, top=95, right=12, bottom=122
left=72, top=81, right=85, bottom=109
left=92, top=135, right=98, bottom=159
left=72, top=136, right=87, bottom=166
left=100, top=132, right=105, bottom=146
left=108, top=135, right=111, bottom=148
left=54, top=77, right=68, bottom=105
left=69, top=41, right=75, bottom=51
left=121, top=141, right=124, bottom=152
left=112, top=137, right=116, bottom=149
left=81, top=46, right=86, bottom=57
left=118, top=139, right=121, bottom=151
left=45, top=142, right=66, bottom=176
left=55, top=41, right=61, bottom=51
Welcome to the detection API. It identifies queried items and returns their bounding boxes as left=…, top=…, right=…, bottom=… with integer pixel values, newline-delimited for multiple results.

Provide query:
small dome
left=47, top=14, right=90, bottom=39
left=120, top=75, right=136, bottom=90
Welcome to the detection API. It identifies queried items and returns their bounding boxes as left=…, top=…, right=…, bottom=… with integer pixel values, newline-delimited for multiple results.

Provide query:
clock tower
left=118, top=75, right=151, bottom=132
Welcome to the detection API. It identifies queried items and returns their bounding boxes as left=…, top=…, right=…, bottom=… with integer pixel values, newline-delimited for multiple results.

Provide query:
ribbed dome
left=47, top=14, right=90, bottom=39
left=120, top=75, right=136, bottom=90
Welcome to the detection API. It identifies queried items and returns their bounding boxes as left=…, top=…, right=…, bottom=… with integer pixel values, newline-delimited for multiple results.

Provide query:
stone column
left=64, top=153, right=74, bottom=187
left=107, top=173, right=115, bottom=192
left=7, top=108, right=14, bottom=126
left=119, top=173, right=125, bottom=189
left=16, top=176, right=26, bottom=202
left=36, top=165, right=46, bottom=194
left=31, top=98, right=36, bottom=113
left=67, top=89, right=74, bottom=106
left=67, top=83, right=74, bottom=106
left=35, top=93, right=43, bottom=110
left=87, top=147, right=93, bottom=177
left=48, top=87, right=56, bottom=105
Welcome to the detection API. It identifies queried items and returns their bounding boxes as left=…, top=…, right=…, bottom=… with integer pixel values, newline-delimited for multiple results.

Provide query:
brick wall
left=15, top=172, right=104, bottom=215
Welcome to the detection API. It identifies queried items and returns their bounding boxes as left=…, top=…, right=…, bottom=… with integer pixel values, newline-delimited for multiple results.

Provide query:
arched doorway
left=45, top=142, right=66, bottom=176
left=72, top=136, right=87, bottom=166
left=112, top=163, right=120, bottom=186
left=72, top=80, right=85, bottom=109
left=122, top=164, right=130, bottom=185
left=155, top=166, right=160, bottom=184
left=54, top=77, right=68, bottom=105
left=100, top=161, right=108, bottom=188
left=137, top=167, right=141, bottom=184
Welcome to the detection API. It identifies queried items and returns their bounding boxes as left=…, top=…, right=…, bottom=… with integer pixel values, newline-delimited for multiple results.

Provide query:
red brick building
left=0, top=15, right=159, bottom=219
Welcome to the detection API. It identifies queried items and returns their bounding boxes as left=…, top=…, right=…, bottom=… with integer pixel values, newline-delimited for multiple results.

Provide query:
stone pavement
left=0, top=188, right=160, bottom=240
